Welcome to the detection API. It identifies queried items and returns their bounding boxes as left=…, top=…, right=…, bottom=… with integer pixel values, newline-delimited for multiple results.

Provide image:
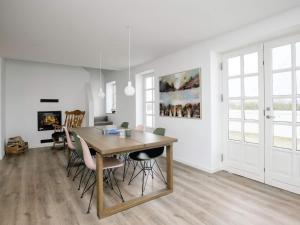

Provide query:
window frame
left=143, top=73, right=155, bottom=128
left=105, top=81, right=116, bottom=114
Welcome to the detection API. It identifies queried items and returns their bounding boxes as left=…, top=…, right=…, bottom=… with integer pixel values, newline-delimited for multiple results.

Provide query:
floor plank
left=0, top=148, right=300, bottom=225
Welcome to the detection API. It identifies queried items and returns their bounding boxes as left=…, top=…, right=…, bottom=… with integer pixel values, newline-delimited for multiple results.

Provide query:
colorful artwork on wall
left=159, top=68, right=202, bottom=119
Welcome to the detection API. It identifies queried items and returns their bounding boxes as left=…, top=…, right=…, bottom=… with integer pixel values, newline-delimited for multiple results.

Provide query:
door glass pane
left=146, top=103, right=153, bottom=114
left=297, top=70, right=300, bottom=94
left=229, top=100, right=241, bottom=119
left=244, top=99, right=259, bottom=120
left=228, top=78, right=241, bottom=97
left=296, top=42, right=300, bottom=67
left=228, top=121, right=241, bottom=141
left=273, top=124, right=292, bottom=149
left=146, top=115, right=153, bottom=128
left=228, top=56, right=240, bottom=76
left=273, top=98, right=292, bottom=122
left=146, top=90, right=154, bottom=101
left=272, top=72, right=292, bottom=96
left=145, top=77, right=153, bottom=89
left=244, top=76, right=258, bottom=97
left=244, top=52, right=258, bottom=74
left=272, top=44, right=291, bottom=70
left=297, top=127, right=300, bottom=151
left=244, top=122, right=259, bottom=144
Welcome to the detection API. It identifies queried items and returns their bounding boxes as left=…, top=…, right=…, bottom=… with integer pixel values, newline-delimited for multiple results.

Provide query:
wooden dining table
left=71, top=126, right=177, bottom=219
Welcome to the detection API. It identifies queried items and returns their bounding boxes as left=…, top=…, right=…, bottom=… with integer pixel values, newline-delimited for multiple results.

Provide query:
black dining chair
left=128, top=128, right=167, bottom=196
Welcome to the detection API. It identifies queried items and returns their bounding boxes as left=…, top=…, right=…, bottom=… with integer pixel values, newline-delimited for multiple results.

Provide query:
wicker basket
left=6, top=136, right=28, bottom=154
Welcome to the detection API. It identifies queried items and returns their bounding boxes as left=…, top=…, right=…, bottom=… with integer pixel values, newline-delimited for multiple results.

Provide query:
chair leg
left=66, top=151, right=76, bottom=171
left=87, top=180, right=96, bottom=214
left=73, top=164, right=84, bottom=181
left=128, top=161, right=137, bottom=184
left=78, top=167, right=87, bottom=190
left=150, top=160, right=154, bottom=179
left=110, top=169, right=125, bottom=202
left=122, top=154, right=128, bottom=181
left=154, top=160, right=167, bottom=184
left=71, top=159, right=81, bottom=179
left=107, top=170, right=114, bottom=190
left=128, top=161, right=143, bottom=185
left=143, top=162, right=151, bottom=192
left=67, top=154, right=78, bottom=177
left=81, top=171, right=94, bottom=198
left=66, top=151, right=72, bottom=171
left=122, top=153, right=132, bottom=181
left=124, top=158, right=132, bottom=181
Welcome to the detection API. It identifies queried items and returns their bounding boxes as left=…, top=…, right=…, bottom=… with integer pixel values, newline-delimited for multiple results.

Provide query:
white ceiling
left=0, top=0, right=299, bottom=70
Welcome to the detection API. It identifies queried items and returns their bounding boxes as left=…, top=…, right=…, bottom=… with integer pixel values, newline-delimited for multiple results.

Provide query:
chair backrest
left=77, top=135, right=96, bottom=170
left=135, top=127, right=166, bottom=160
left=135, top=124, right=144, bottom=131
left=153, top=128, right=165, bottom=136
left=63, top=126, right=75, bottom=150
left=120, top=122, right=129, bottom=129
left=63, top=110, right=85, bottom=128
left=73, top=132, right=84, bottom=160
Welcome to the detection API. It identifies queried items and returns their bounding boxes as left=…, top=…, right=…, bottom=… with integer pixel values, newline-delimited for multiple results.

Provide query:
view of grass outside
left=229, top=127, right=294, bottom=149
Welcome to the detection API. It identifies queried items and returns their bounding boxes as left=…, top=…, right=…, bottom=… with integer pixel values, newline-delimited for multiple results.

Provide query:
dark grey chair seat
left=129, top=147, right=164, bottom=161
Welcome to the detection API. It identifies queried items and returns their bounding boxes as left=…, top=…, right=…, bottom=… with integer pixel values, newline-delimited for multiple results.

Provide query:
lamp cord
left=99, top=52, right=102, bottom=85
left=128, top=27, right=131, bottom=82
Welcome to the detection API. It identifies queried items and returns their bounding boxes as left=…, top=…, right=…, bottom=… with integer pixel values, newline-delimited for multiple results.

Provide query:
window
left=106, top=81, right=116, bottom=113
left=144, top=74, right=155, bottom=128
left=227, top=51, right=260, bottom=144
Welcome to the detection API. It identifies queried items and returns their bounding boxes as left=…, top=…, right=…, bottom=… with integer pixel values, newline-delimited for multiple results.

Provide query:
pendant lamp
left=124, top=26, right=135, bottom=96
left=98, top=53, right=105, bottom=98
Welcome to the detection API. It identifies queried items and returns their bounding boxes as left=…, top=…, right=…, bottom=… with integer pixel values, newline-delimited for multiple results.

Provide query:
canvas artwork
left=159, top=68, right=202, bottom=119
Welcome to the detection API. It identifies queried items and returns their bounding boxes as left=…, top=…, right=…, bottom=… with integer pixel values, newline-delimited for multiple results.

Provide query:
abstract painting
left=159, top=68, right=201, bottom=119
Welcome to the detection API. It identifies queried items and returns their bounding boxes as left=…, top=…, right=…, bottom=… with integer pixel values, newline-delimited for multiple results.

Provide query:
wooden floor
left=1, top=149, right=300, bottom=225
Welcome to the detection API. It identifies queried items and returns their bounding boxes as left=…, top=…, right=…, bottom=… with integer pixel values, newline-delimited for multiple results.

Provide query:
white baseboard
left=173, top=156, right=222, bottom=174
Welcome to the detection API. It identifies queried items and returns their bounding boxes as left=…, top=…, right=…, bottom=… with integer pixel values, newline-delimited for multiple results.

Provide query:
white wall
left=0, top=58, right=6, bottom=159
left=106, top=48, right=213, bottom=171
left=5, top=60, right=90, bottom=148
left=104, top=70, right=136, bottom=127
left=103, top=8, right=300, bottom=172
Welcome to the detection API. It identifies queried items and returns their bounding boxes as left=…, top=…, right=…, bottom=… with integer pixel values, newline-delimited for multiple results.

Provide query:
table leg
left=166, top=144, right=173, bottom=191
left=96, top=153, right=104, bottom=218
left=97, top=144, right=174, bottom=219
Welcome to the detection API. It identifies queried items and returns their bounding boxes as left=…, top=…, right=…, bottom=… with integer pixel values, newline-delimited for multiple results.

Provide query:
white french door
left=264, top=35, right=300, bottom=194
left=223, top=34, right=300, bottom=194
left=223, top=45, right=265, bottom=182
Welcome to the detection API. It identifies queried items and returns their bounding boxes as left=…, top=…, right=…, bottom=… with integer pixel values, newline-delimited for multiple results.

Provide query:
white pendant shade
left=124, top=81, right=135, bottom=96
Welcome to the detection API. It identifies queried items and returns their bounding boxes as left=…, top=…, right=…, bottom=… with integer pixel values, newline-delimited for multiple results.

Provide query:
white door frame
left=222, top=44, right=265, bottom=183
left=264, top=34, right=300, bottom=194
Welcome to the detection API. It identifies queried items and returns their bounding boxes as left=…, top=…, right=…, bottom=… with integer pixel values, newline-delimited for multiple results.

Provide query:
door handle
left=266, top=115, right=274, bottom=119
